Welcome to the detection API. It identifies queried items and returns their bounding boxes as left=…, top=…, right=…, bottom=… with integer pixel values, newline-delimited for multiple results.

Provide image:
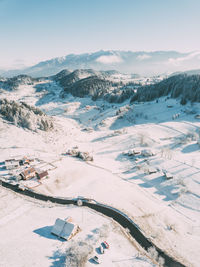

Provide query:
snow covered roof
left=5, top=159, right=20, bottom=169
left=51, top=218, right=79, bottom=240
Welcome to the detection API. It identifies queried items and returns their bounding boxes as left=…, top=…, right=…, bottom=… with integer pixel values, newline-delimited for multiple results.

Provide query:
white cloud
left=96, top=55, right=122, bottom=64
left=167, top=51, right=200, bottom=66
left=137, top=54, right=152, bottom=61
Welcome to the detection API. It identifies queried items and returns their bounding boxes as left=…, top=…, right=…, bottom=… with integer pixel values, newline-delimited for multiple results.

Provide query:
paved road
left=1, top=180, right=185, bottom=267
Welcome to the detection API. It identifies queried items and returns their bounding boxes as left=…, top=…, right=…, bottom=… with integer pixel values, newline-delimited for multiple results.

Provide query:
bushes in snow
left=173, top=130, right=200, bottom=147
left=66, top=148, right=93, bottom=161
left=0, top=75, right=37, bottom=90
left=65, top=241, right=93, bottom=267
left=20, top=101, right=44, bottom=116
left=147, top=246, right=165, bottom=266
left=0, top=99, right=54, bottom=131
left=115, top=105, right=131, bottom=116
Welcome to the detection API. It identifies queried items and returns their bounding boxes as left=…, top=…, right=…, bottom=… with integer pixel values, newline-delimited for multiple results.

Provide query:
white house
left=51, top=217, right=80, bottom=240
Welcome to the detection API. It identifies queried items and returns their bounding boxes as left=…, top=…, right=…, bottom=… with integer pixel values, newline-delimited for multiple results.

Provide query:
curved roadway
left=1, top=180, right=185, bottom=267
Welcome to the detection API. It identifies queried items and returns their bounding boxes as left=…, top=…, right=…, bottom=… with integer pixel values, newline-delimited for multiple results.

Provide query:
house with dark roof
left=36, top=169, right=48, bottom=180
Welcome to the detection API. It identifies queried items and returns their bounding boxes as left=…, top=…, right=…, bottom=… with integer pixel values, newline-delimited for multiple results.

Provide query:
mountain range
left=1, top=50, right=200, bottom=77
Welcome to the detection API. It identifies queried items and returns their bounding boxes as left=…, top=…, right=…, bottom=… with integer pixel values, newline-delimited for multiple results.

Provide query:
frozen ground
left=0, top=80, right=200, bottom=266
left=0, top=187, right=154, bottom=267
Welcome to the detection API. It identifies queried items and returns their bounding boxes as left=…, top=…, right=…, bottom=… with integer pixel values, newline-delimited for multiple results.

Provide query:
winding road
left=1, top=180, right=185, bottom=267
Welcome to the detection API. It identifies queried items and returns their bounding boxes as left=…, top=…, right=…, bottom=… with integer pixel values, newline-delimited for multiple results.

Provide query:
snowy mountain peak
left=1, top=50, right=200, bottom=78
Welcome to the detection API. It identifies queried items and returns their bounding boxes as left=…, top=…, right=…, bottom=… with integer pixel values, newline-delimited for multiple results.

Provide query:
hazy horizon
left=0, top=0, right=200, bottom=69
left=1, top=49, right=197, bottom=71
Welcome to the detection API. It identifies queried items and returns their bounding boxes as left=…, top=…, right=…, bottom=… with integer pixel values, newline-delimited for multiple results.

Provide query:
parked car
left=92, top=255, right=101, bottom=264
left=102, top=241, right=109, bottom=249
left=99, top=245, right=104, bottom=254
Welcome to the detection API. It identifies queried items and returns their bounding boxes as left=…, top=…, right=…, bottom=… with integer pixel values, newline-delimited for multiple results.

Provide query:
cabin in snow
left=163, top=170, right=173, bottom=180
left=51, top=217, right=80, bottom=241
left=164, top=172, right=173, bottom=180
left=147, top=166, right=157, bottom=174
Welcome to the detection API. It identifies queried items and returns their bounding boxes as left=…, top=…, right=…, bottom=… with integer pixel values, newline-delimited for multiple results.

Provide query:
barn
left=36, top=170, right=48, bottom=180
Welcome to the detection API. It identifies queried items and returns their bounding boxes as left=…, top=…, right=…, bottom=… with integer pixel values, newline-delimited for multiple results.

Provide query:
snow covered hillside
left=0, top=72, right=200, bottom=266
left=0, top=187, right=155, bottom=267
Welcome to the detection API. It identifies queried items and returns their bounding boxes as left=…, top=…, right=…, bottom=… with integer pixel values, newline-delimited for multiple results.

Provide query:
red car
left=102, top=241, right=109, bottom=249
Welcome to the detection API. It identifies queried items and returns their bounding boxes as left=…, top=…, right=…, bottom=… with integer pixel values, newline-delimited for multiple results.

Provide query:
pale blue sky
left=0, top=0, right=199, bottom=68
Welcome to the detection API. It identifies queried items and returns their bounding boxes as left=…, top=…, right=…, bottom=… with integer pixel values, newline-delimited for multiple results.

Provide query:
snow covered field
left=0, top=80, right=200, bottom=266
left=0, top=187, right=154, bottom=267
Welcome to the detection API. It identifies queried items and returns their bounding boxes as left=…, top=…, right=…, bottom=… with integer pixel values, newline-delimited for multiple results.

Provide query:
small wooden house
left=20, top=167, right=36, bottom=180
left=164, top=172, right=173, bottom=180
left=148, top=167, right=157, bottom=174
left=163, top=170, right=173, bottom=180
left=36, top=170, right=48, bottom=180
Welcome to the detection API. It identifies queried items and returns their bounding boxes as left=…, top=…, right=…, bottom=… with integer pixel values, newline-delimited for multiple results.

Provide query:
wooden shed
left=36, top=170, right=48, bottom=180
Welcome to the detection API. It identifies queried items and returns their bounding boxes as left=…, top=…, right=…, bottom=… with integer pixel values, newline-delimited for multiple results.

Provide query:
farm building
left=51, top=217, right=80, bottom=241
left=5, top=159, right=20, bottom=170
left=164, top=172, right=173, bottom=180
left=141, top=149, right=155, bottom=157
left=66, top=149, right=93, bottom=161
left=36, top=170, right=48, bottom=180
left=147, top=167, right=157, bottom=174
left=20, top=167, right=36, bottom=180
left=126, top=149, right=141, bottom=156
left=19, top=156, right=34, bottom=166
